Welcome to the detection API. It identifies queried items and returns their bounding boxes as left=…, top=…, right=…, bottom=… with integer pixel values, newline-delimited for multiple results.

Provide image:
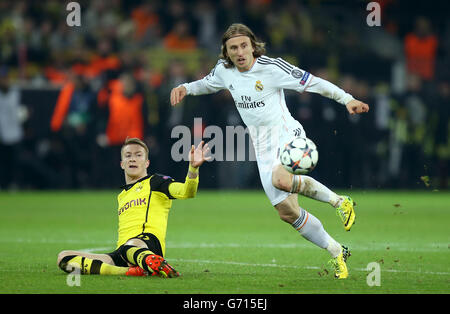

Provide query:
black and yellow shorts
left=107, top=233, right=164, bottom=267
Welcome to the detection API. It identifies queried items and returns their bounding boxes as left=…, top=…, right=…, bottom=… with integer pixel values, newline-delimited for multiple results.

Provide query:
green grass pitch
left=0, top=189, right=448, bottom=294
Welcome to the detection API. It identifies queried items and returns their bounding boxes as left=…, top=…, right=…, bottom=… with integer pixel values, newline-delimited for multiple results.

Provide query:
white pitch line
left=6, top=241, right=446, bottom=277
left=59, top=244, right=450, bottom=276
left=165, top=241, right=448, bottom=253
left=1, top=237, right=448, bottom=252
left=0, top=237, right=112, bottom=245
left=76, top=247, right=113, bottom=253
left=168, top=258, right=450, bottom=276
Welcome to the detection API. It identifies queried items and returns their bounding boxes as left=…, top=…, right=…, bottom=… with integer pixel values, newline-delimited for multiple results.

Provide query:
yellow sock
left=59, top=255, right=128, bottom=275
left=99, top=263, right=129, bottom=275
left=124, top=246, right=155, bottom=273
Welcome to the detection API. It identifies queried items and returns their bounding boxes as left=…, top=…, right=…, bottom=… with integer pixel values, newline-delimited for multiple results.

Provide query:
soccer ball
left=280, top=137, right=319, bottom=174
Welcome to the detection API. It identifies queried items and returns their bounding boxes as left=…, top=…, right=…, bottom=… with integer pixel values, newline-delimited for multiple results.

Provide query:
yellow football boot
left=336, top=196, right=356, bottom=231
left=329, top=245, right=351, bottom=279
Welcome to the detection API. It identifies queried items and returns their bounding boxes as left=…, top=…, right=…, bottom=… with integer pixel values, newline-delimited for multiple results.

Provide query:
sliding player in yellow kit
left=57, top=137, right=210, bottom=277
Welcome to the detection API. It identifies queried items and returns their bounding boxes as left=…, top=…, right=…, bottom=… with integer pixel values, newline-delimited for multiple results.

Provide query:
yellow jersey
left=116, top=173, right=198, bottom=255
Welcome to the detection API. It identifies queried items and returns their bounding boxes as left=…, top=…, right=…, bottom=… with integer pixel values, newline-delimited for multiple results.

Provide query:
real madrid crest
left=255, top=80, right=263, bottom=91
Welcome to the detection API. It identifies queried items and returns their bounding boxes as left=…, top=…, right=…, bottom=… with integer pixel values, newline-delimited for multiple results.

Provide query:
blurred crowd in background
left=0, top=0, right=448, bottom=191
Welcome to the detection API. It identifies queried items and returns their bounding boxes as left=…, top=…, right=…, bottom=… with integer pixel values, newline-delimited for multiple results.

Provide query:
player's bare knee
left=278, top=211, right=296, bottom=224
left=275, top=199, right=299, bottom=224
left=125, top=238, right=147, bottom=248
left=272, top=166, right=292, bottom=192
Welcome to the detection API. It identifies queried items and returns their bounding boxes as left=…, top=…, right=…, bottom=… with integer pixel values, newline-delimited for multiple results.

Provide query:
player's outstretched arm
left=303, top=76, right=370, bottom=115
left=167, top=141, right=210, bottom=199
left=345, top=99, right=370, bottom=115
left=170, top=85, right=187, bottom=106
left=188, top=141, right=211, bottom=177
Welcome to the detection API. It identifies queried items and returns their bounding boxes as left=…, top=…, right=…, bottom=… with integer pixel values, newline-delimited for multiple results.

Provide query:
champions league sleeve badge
left=300, top=71, right=310, bottom=85
left=291, top=69, right=303, bottom=79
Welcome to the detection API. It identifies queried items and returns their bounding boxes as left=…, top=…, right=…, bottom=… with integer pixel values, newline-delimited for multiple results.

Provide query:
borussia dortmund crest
left=255, top=80, right=264, bottom=91
left=135, top=182, right=143, bottom=192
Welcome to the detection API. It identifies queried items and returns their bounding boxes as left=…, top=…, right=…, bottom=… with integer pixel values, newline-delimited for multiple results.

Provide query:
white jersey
left=182, top=55, right=353, bottom=138
left=182, top=55, right=355, bottom=205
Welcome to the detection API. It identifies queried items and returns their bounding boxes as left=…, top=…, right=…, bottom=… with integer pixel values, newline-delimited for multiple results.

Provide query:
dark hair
left=219, top=23, right=266, bottom=68
left=121, top=137, right=149, bottom=160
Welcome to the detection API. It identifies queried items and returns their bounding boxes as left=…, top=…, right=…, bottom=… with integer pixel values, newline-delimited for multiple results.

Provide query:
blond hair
left=121, top=137, right=149, bottom=160
left=219, top=23, right=266, bottom=69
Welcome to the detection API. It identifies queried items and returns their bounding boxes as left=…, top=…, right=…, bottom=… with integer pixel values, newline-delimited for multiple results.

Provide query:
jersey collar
left=121, top=175, right=151, bottom=191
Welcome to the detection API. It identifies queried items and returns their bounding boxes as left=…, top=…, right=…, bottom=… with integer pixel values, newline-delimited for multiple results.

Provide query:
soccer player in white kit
left=170, top=23, right=369, bottom=279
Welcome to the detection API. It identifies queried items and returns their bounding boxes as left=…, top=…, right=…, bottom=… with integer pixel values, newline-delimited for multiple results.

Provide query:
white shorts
left=253, top=124, right=306, bottom=206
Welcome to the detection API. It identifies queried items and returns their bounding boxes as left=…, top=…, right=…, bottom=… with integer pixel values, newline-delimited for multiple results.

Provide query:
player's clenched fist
left=170, top=85, right=187, bottom=106
left=345, top=99, right=370, bottom=115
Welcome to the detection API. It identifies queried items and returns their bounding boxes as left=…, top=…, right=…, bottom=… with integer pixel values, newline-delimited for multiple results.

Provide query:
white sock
left=292, top=207, right=340, bottom=257
left=298, top=175, right=343, bottom=208
left=326, top=237, right=342, bottom=258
